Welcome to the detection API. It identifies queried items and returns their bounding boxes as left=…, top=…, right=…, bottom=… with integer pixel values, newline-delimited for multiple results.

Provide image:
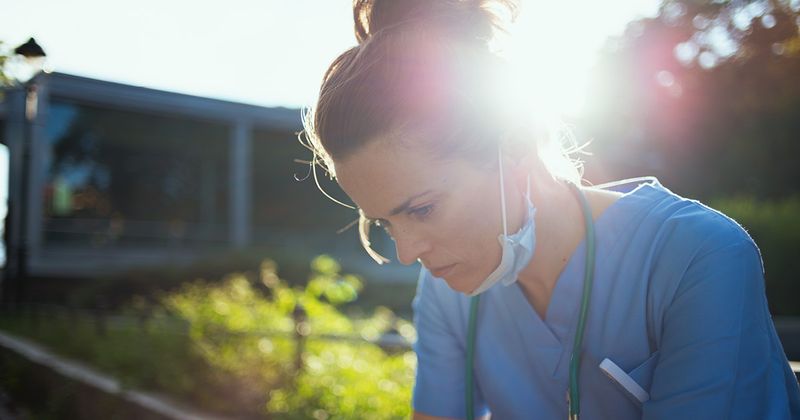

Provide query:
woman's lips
left=430, top=263, right=456, bottom=278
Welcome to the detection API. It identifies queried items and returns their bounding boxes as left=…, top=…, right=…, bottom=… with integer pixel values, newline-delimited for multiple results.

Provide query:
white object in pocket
left=599, top=358, right=650, bottom=404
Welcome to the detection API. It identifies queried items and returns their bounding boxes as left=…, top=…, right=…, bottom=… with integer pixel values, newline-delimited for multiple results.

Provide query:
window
left=42, top=99, right=230, bottom=247
left=250, top=128, right=362, bottom=253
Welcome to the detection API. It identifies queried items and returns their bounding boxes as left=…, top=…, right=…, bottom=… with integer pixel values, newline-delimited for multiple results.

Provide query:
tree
left=581, top=0, right=800, bottom=200
left=0, top=40, right=12, bottom=88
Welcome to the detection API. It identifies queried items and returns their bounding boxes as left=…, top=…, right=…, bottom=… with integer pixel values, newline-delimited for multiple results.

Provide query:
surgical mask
left=467, top=151, right=536, bottom=296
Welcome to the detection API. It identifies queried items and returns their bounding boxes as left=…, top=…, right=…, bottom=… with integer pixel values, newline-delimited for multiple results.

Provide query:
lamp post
left=1, top=37, right=47, bottom=308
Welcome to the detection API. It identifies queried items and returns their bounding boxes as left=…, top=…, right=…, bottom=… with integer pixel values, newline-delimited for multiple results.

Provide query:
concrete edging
left=0, top=330, right=233, bottom=420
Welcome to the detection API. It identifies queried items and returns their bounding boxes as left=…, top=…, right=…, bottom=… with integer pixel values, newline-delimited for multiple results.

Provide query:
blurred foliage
left=711, top=195, right=800, bottom=316
left=0, top=40, right=11, bottom=104
left=165, top=255, right=415, bottom=418
left=0, top=255, right=415, bottom=418
left=0, top=40, right=11, bottom=87
left=582, top=0, right=800, bottom=200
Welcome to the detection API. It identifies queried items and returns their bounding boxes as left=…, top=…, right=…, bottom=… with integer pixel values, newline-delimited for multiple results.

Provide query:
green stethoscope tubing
left=465, top=182, right=596, bottom=420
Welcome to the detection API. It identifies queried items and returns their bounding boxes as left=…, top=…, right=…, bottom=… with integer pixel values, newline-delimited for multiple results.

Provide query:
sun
left=491, top=0, right=661, bottom=120
left=495, top=26, right=597, bottom=122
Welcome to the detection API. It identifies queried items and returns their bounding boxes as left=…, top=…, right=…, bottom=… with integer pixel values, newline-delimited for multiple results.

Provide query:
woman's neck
left=515, top=176, right=622, bottom=320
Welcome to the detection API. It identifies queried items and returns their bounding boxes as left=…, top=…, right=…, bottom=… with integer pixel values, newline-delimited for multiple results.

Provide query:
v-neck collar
left=492, top=240, right=586, bottom=377
left=486, top=179, right=660, bottom=377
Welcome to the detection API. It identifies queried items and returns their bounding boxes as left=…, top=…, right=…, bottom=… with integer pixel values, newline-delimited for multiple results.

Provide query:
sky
left=0, top=0, right=662, bottom=264
left=1, top=0, right=660, bottom=113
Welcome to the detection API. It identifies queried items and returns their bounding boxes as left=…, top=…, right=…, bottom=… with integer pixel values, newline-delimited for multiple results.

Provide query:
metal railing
left=0, top=301, right=413, bottom=355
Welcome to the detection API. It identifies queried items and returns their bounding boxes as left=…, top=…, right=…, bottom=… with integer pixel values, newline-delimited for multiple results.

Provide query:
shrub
left=0, top=255, right=416, bottom=418
left=163, top=255, right=416, bottom=418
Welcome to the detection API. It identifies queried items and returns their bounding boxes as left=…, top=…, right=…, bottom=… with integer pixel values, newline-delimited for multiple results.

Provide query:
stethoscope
left=465, top=181, right=596, bottom=420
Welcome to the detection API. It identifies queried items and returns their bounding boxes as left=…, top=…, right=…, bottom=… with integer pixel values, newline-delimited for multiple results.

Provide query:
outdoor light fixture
left=13, top=37, right=46, bottom=59
left=10, top=37, right=48, bottom=84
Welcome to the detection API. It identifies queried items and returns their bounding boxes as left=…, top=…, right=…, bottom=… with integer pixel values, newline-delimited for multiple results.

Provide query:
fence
left=0, top=301, right=413, bottom=373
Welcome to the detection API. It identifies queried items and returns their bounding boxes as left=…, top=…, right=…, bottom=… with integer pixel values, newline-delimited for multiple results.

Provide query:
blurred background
left=0, top=0, right=798, bottom=418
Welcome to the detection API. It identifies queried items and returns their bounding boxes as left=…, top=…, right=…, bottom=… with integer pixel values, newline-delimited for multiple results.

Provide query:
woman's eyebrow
left=388, top=190, right=434, bottom=216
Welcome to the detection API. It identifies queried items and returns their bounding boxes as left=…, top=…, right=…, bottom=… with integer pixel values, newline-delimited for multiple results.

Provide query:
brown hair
left=302, top=0, right=583, bottom=263
left=303, top=0, right=521, bottom=176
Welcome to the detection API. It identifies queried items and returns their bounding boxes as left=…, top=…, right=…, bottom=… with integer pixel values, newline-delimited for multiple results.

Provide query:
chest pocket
left=580, top=351, right=660, bottom=418
left=626, top=351, right=659, bottom=399
left=600, top=351, right=660, bottom=406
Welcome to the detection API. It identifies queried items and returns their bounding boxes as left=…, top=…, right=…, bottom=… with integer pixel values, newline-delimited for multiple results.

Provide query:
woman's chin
left=441, top=276, right=480, bottom=295
left=429, top=263, right=491, bottom=295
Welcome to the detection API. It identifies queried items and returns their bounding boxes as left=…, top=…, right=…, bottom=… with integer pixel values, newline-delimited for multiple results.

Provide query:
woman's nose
left=393, top=229, right=430, bottom=266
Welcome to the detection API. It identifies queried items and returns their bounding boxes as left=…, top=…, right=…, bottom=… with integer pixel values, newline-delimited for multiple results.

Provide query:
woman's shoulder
left=601, top=177, right=757, bottom=253
left=595, top=177, right=763, bottom=308
left=603, top=179, right=767, bottom=353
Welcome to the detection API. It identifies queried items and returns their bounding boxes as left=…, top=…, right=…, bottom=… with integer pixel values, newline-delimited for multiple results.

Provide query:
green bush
left=1, top=255, right=416, bottom=418
left=164, top=255, right=415, bottom=418
left=710, top=195, right=800, bottom=316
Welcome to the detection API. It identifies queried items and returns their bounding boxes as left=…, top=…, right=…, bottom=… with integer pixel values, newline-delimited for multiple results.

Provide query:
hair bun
left=353, top=0, right=518, bottom=46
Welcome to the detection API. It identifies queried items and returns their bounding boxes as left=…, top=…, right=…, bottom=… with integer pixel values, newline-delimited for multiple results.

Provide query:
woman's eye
left=408, top=205, right=433, bottom=219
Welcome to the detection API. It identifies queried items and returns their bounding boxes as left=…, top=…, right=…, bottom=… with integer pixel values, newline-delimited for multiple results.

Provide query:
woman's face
left=334, top=137, right=525, bottom=294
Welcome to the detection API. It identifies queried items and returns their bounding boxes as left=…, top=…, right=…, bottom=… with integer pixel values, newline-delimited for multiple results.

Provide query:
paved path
left=0, top=330, right=232, bottom=420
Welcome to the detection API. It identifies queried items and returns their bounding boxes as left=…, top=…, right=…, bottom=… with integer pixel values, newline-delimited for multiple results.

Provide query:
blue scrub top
left=412, top=179, right=800, bottom=419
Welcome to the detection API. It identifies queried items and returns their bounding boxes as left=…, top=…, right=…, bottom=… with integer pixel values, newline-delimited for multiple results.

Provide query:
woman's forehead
left=334, top=140, right=475, bottom=216
left=335, top=142, right=433, bottom=206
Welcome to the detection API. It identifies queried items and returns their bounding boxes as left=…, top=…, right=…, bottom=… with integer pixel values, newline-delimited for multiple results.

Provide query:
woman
left=302, top=0, right=800, bottom=418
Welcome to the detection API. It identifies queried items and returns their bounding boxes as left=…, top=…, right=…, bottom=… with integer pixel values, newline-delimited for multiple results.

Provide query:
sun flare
left=493, top=0, right=660, bottom=119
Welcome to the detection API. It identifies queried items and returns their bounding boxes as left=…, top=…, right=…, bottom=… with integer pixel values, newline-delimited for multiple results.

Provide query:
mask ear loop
left=498, top=148, right=508, bottom=236
left=527, top=173, right=531, bottom=201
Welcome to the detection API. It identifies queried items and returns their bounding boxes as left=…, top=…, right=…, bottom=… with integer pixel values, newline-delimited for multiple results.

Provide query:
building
left=0, top=72, right=406, bottom=285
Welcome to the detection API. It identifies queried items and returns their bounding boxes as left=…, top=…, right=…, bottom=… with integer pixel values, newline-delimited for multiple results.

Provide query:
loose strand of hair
left=311, top=155, right=356, bottom=210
